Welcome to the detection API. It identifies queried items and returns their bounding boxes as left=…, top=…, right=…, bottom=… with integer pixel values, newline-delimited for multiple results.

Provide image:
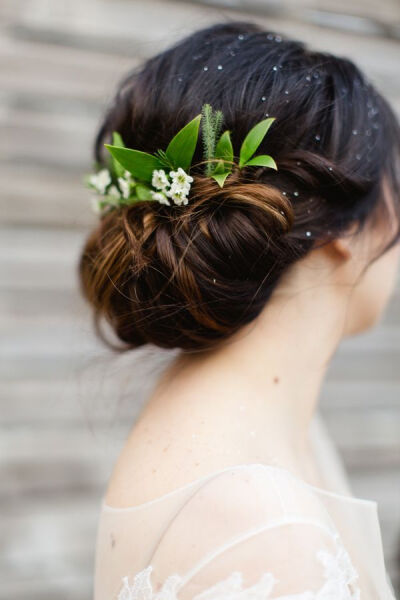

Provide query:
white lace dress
left=93, top=417, right=396, bottom=600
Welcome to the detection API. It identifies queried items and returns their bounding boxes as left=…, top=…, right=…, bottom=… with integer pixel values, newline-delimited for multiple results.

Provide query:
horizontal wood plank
left=1, top=0, right=400, bottom=597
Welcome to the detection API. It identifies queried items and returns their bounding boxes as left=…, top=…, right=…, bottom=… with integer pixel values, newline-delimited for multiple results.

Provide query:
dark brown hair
left=79, top=21, right=400, bottom=351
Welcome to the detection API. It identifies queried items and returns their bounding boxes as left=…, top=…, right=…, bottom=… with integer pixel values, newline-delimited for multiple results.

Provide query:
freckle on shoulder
left=103, top=415, right=207, bottom=508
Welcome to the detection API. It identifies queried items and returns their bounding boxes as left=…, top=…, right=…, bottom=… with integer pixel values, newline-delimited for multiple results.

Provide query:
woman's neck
left=146, top=253, right=350, bottom=480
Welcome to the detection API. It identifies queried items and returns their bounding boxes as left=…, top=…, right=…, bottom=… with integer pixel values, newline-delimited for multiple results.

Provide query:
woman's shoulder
left=155, top=462, right=337, bottom=535
left=103, top=392, right=260, bottom=508
left=99, top=460, right=363, bottom=600
left=105, top=446, right=335, bottom=533
left=103, top=426, right=236, bottom=509
left=104, top=462, right=349, bottom=600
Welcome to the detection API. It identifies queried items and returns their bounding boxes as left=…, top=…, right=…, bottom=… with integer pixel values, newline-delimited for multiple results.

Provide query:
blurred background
left=1, top=0, right=399, bottom=598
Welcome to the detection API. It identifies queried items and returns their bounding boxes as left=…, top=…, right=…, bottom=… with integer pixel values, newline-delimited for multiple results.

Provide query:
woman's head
left=79, top=21, right=400, bottom=351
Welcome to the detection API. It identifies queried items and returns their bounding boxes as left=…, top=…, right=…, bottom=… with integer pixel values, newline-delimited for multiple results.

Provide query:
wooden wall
left=0, top=1, right=399, bottom=598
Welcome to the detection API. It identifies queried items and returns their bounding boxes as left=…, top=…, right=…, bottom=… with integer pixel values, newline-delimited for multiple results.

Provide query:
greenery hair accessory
left=85, top=103, right=277, bottom=215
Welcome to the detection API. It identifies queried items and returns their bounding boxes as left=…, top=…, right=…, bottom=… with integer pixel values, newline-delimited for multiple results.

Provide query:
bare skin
left=105, top=200, right=400, bottom=508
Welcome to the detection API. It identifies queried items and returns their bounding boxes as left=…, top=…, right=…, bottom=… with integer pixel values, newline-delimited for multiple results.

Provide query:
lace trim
left=117, top=545, right=360, bottom=600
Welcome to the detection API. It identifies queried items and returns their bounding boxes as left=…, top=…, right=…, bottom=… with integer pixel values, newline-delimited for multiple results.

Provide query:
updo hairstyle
left=79, top=22, right=400, bottom=351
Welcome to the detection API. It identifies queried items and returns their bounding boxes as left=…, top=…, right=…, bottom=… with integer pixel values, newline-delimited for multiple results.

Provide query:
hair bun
left=189, top=173, right=293, bottom=232
left=79, top=174, right=294, bottom=351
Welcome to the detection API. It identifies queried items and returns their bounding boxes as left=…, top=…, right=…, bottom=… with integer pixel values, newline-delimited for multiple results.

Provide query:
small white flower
left=167, top=184, right=189, bottom=205
left=89, top=168, right=111, bottom=194
left=108, top=184, right=121, bottom=197
left=100, top=185, right=122, bottom=206
left=123, top=170, right=135, bottom=183
left=169, top=167, right=193, bottom=191
left=150, top=190, right=171, bottom=205
left=152, top=169, right=170, bottom=191
left=90, top=196, right=103, bottom=215
left=106, top=185, right=122, bottom=206
left=118, top=176, right=131, bottom=199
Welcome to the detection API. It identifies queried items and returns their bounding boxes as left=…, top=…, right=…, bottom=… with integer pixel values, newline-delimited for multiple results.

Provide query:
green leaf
left=214, top=130, right=233, bottom=172
left=239, top=117, right=275, bottom=168
left=135, top=183, right=153, bottom=201
left=201, top=104, right=214, bottom=167
left=119, top=195, right=141, bottom=206
left=243, top=154, right=277, bottom=170
left=110, top=132, right=126, bottom=177
left=112, top=131, right=125, bottom=148
left=212, top=159, right=226, bottom=174
left=210, top=158, right=232, bottom=187
left=154, top=148, right=175, bottom=169
left=213, top=110, right=224, bottom=147
left=165, top=114, right=202, bottom=171
left=211, top=171, right=231, bottom=188
left=201, top=104, right=225, bottom=176
left=102, top=195, right=120, bottom=207
left=104, top=145, right=163, bottom=183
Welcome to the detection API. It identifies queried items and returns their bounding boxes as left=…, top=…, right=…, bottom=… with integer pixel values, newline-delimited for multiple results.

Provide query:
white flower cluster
left=88, top=168, right=135, bottom=214
left=151, top=167, right=193, bottom=206
left=87, top=166, right=194, bottom=215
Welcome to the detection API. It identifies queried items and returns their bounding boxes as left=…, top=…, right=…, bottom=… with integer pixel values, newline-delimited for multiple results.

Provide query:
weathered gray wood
left=1, top=0, right=399, bottom=598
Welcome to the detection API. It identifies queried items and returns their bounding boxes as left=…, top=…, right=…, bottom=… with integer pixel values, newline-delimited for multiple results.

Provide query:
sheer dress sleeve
left=94, top=464, right=392, bottom=599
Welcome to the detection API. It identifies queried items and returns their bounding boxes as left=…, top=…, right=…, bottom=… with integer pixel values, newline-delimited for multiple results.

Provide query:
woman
left=79, top=21, right=400, bottom=600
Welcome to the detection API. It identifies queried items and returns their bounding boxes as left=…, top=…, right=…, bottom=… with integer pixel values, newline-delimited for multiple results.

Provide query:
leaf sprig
left=105, top=104, right=276, bottom=190
left=201, top=103, right=224, bottom=176
left=104, top=114, right=201, bottom=186
left=87, top=103, right=277, bottom=214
